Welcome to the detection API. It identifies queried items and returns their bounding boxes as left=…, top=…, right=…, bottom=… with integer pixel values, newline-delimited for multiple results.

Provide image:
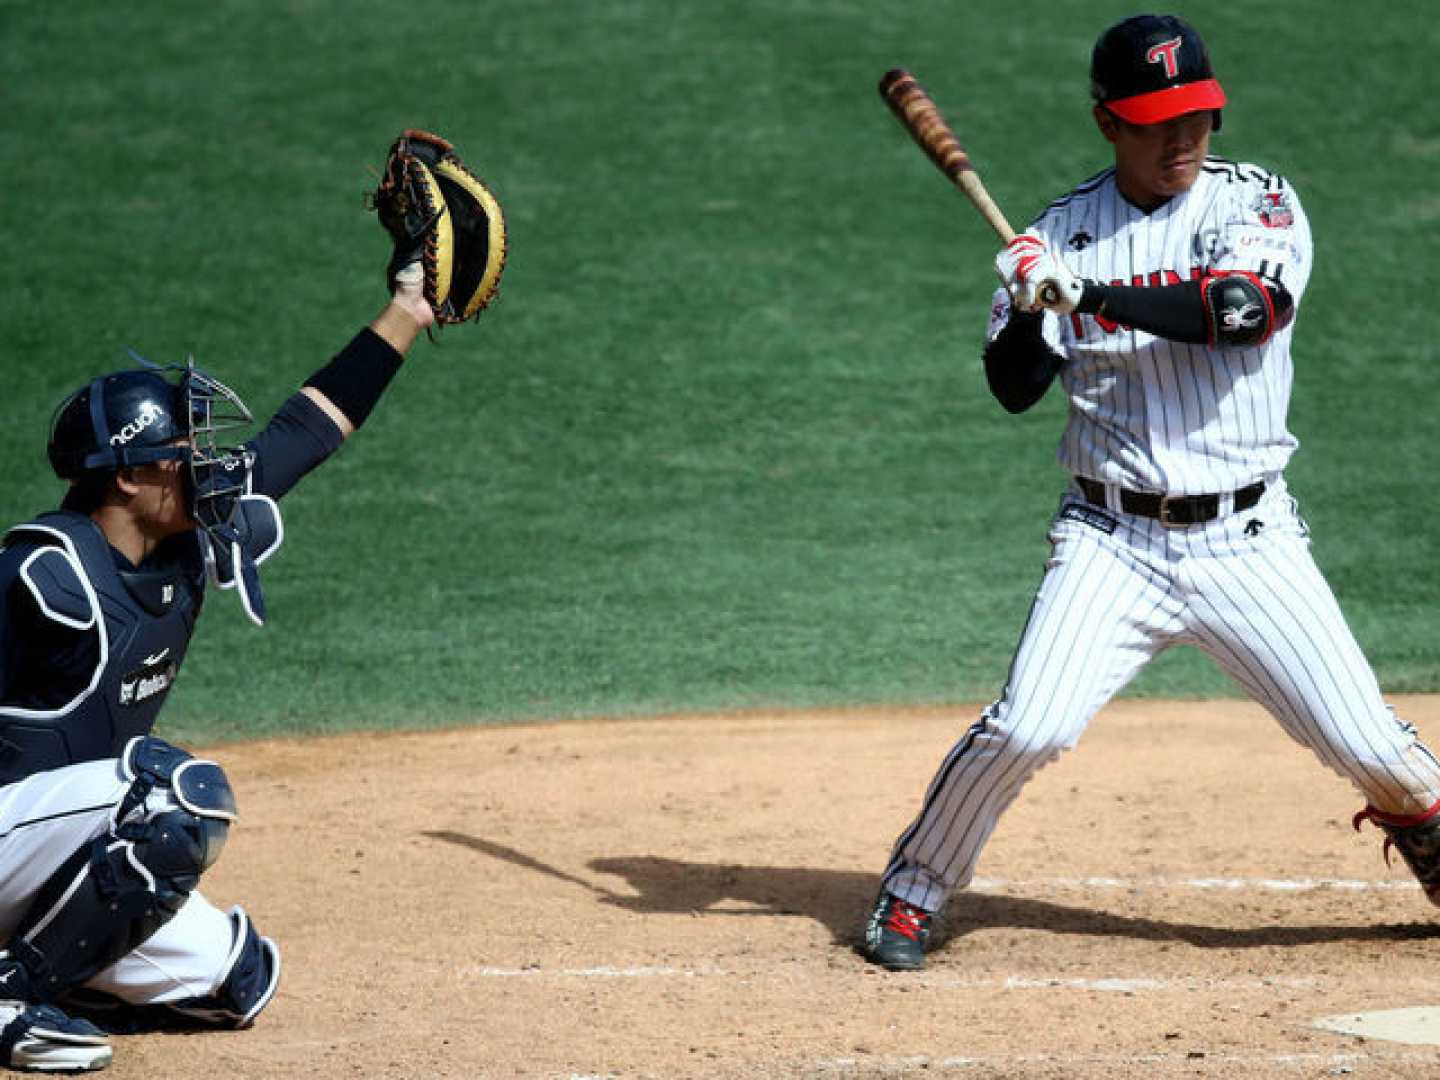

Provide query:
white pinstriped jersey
left=987, top=157, right=1312, bottom=495
left=879, top=154, right=1440, bottom=925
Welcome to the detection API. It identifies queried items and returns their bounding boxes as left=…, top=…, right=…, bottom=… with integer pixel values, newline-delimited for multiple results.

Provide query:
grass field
left=3, top=2, right=1438, bottom=743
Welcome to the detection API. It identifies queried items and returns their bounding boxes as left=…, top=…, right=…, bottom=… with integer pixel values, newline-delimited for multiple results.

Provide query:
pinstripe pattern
left=886, top=487, right=1440, bottom=911
left=885, top=166, right=1440, bottom=915
left=998, top=158, right=1310, bottom=496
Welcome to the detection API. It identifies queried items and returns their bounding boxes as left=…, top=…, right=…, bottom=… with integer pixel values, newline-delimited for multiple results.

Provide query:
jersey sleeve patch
left=986, top=287, right=1012, bottom=342
left=1209, top=171, right=1312, bottom=299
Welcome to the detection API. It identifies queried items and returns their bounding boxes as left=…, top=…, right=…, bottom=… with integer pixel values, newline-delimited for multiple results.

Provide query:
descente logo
left=109, top=403, right=161, bottom=446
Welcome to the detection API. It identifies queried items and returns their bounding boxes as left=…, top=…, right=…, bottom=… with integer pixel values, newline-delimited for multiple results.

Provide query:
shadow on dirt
left=425, top=831, right=1440, bottom=953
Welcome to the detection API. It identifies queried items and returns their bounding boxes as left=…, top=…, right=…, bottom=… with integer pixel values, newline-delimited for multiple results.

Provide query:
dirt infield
left=105, top=697, right=1440, bottom=1077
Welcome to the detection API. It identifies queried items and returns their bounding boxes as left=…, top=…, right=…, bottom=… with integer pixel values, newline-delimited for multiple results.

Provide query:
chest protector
left=0, top=512, right=204, bottom=783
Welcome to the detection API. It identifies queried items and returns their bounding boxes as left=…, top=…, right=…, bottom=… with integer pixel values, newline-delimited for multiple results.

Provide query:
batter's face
left=1096, top=107, right=1212, bottom=211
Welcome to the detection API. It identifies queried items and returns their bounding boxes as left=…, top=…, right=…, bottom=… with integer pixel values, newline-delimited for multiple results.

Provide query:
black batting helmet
left=1091, top=14, right=1226, bottom=129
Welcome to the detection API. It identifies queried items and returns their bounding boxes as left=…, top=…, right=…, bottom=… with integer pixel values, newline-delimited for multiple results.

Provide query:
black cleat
left=863, top=891, right=932, bottom=971
left=0, top=956, right=112, bottom=1072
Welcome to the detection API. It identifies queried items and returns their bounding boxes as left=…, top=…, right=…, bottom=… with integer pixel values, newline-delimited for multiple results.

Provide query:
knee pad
left=115, top=736, right=237, bottom=841
left=10, top=738, right=237, bottom=998
left=163, top=907, right=280, bottom=1029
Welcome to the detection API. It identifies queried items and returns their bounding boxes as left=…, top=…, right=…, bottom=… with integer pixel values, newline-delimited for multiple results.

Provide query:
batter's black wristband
left=302, top=327, right=404, bottom=429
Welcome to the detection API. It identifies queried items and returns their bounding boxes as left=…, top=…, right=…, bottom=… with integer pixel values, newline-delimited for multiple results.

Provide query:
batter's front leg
left=1185, top=519, right=1440, bottom=816
left=865, top=512, right=1179, bottom=968
left=1185, top=513, right=1440, bottom=904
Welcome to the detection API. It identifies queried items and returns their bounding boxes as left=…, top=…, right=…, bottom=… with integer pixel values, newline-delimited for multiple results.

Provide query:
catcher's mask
left=48, top=353, right=255, bottom=541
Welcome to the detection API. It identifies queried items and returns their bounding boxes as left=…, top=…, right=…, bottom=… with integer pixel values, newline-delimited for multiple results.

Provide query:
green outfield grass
left=3, top=2, right=1437, bottom=743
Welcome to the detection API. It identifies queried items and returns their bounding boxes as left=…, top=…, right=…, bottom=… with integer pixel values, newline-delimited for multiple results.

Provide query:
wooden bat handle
left=880, top=68, right=1062, bottom=304
left=878, top=68, right=1016, bottom=244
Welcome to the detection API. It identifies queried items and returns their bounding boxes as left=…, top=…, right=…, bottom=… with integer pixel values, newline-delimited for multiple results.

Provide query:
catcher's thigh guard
left=7, top=737, right=237, bottom=998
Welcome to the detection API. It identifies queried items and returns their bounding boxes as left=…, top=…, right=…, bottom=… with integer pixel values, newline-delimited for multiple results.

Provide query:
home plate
left=1312, top=1006, right=1440, bottom=1045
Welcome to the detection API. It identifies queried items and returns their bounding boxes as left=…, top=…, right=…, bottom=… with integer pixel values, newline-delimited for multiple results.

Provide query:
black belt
left=1076, top=477, right=1265, bottom=527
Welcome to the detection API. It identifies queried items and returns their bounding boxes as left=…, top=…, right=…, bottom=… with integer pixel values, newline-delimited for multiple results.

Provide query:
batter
left=864, top=13, right=1440, bottom=971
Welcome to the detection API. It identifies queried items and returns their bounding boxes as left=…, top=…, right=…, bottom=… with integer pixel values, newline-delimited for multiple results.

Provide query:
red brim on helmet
left=1105, top=78, right=1226, bottom=124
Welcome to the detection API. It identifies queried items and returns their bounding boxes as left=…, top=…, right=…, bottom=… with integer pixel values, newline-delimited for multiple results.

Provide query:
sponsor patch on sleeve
left=1252, top=189, right=1295, bottom=229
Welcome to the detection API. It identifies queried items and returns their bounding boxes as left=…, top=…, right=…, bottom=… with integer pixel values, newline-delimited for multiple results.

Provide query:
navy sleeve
left=247, top=328, right=409, bottom=501
left=247, top=392, right=346, bottom=501
left=983, top=311, right=1065, bottom=414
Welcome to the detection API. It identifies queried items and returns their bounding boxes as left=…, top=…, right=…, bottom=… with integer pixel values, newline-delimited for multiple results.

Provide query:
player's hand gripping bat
left=878, top=68, right=1059, bottom=306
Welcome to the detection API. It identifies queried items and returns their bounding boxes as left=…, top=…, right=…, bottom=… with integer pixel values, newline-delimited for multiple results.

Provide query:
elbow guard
left=1200, top=271, right=1294, bottom=348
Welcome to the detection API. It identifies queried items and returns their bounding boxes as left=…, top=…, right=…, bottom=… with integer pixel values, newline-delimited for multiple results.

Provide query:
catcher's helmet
left=48, top=369, right=189, bottom=480
left=47, top=357, right=255, bottom=533
left=1091, top=14, right=1226, bottom=129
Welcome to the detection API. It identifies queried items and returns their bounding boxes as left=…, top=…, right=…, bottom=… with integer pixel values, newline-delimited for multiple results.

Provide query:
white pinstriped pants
left=884, top=479, right=1440, bottom=913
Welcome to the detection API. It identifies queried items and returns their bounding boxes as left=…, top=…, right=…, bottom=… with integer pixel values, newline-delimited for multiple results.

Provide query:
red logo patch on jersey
left=1254, top=190, right=1294, bottom=229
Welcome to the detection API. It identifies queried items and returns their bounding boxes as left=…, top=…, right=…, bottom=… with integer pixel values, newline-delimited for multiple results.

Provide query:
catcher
left=0, top=130, right=503, bottom=1072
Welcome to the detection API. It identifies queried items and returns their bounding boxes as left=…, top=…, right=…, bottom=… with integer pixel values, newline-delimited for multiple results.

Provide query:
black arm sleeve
left=1077, top=276, right=1294, bottom=347
left=302, top=327, right=404, bottom=429
left=247, top=326, right=408, bottom=501
left=247, top=392, right=347, bottom=501
left=983, top=311, right=1065, bottom=414
left=1076, top=281, right=1208, bottom=342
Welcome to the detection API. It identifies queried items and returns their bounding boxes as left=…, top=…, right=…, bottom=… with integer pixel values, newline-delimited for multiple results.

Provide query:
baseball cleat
left=0, top=1002, right=112, bottom=1073
left=863, top=890, right=933, bottom=971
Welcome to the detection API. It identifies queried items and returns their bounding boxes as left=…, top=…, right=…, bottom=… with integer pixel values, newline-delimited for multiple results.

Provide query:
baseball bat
left=878, top=68, right=1057, bottom=303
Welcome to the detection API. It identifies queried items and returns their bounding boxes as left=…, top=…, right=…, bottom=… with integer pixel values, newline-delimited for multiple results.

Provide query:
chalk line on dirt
left=970, top=875, right=1417, bottom=893
left=807, top=1050, right=1440, bottom=1072
left=456, top=966, right=1440, bottom=995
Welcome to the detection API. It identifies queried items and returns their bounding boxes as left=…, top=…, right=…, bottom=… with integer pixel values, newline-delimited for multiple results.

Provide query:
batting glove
left=995, top=232, right=1085, bottom=315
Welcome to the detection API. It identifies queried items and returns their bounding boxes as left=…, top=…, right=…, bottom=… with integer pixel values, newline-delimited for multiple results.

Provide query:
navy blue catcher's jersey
left=0, top=388, right=345, bottom=786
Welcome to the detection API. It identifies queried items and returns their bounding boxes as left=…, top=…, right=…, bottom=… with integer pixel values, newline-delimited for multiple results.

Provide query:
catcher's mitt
left=369, top=129, right=507, bottom=324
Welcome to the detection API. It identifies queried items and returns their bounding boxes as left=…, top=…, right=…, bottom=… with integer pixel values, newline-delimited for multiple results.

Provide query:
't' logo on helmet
left=1145, top=37, right=1183, bottom=79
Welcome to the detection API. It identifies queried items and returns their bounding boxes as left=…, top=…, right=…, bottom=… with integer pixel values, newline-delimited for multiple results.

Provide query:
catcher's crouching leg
left=7, top=737, right=238, bottom=999
left=61, top=906, right=279, bottom=1035
left=161, top=906, right=280, bottom=1029
left=1354, top=801, right=1440, bottom=907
